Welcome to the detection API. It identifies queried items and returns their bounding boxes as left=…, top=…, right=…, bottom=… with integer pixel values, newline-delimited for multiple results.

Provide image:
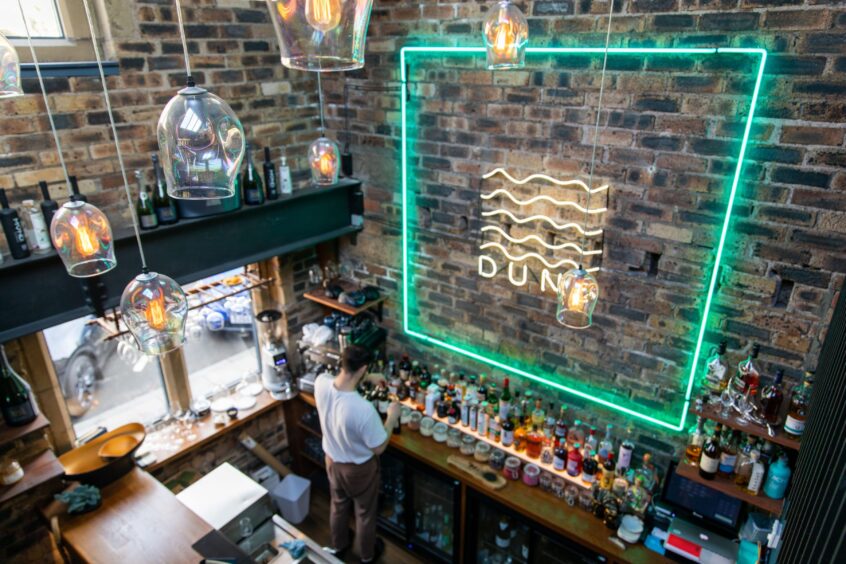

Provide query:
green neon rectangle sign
left=400, top=46, right=767, bottom=432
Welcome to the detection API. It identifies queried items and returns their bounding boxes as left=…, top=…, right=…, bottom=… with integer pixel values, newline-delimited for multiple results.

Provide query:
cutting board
left=447, top=455, right=507, bottom=490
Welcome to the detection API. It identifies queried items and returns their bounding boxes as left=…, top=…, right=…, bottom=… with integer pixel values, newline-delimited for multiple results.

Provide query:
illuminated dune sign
left=478, top=168, right=606, bottom=293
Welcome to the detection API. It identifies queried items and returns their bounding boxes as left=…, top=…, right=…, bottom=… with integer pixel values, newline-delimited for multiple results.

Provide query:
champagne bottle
left=0, top=188, right=31, bottom=259
left=39, top=181, right=59, bottom=227
left=151, top=154, right=178, bottom=225
left=0, top=344, right=38, bottom=426
left=263, top=147, right=279, bottom=200
left=242, top=143, right=265, bottom=206
left=69, top=175, right=87, bottom=202
left=135, top=170, right=158, bottom=230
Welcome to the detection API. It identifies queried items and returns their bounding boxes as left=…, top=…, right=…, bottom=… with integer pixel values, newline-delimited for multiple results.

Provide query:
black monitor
left=659, top=461, right=743, bottom=535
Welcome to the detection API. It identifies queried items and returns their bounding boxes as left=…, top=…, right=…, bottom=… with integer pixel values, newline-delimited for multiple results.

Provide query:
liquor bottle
left=734, top=437, right=756, bottom=488
left=553, top=440, right=567, bottom=471
left=38, top=181, right=59, bottom=227
left=19, top=200, right=51, bottom=253
left=718, top=430, right=740, bottom=479
left=151, top=154, right=178, bottom=224
left=554, top=406, right=568, bottom=444
left=0, top=344, right=38, bottom=426
left=784, top=371, right=813, bottom=439
left=598, top=424, right=614, bottom=461
left=513, top=413, right=527, bottom=452
left=501, top=417, right=515, bottom=447
left=490, top=406, right=501, bottom=442
left=263, top=147, right=279, bottom=200
left=698, top=423, right=722, bottom=480
left=487, top=382, right=499, bottom=409
left=437, top=393, right=449, bottom=419
left=544, top=402, right=556, bottom=441
left=582, top=452, right=598, bottom=485
left=759, top=369, right=785, bottom=425
left=0, top=189, right=30, bottom=259
left=567, top=418, right=584, bottom=445
left=531, top=399, right=545, bottom=428
left=684, top=416, right=706, bottom=465
left=600, top=454, right=616, bottom=490
left=447, top=402, right=458, bottom=425
left=526, top=425, right=543, bottom=459
left=135, top=170, right=158, bottom=230
left=469, top=399, right=479, bottom=431
left=746, top=452, right=765, bottom=495
left=566, top=443, right=583, bottom=477
left=702, top=340, right=728, bottom=397
left=617, top=426, right=635, bottom=472
left=733, top=344, right=761, bottom=397
left=511, top=390, right=522, bottom=420
left=495, top=517, right=511, bottom=549
left=278, top=151, right=293, bottom=195
left=478, top=401, right=489, bottom=437
left=763, top=455, right=791, bottom=500
left=585, top=426, right=598, bottom=453
left=478, top=374, right=488, bottom=401
left=69, top=176, right=87, bottom=202
left=499, top=378, right=512, bottom=419
left=399, top=354, right=412, bottom=379
left=242, top=143, right=265, bottom=206
left=612, top=461, right=629, bottom=497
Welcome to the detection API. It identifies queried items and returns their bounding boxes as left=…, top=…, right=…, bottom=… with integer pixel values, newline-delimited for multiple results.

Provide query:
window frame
left=4, top=0, right=100, bottom=63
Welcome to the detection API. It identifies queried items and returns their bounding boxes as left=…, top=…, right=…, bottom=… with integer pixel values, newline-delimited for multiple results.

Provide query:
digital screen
left=273, top=352, right=288, bottom=366
left=663, top=465, right=742, bottom=529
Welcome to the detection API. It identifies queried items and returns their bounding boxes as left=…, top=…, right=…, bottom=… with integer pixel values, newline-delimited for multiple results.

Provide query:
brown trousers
left=326, top=455, right=381, bottom=561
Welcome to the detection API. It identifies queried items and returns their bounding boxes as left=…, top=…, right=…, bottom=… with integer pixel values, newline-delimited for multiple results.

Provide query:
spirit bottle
left=684, top=416, right=706, bottom=465
left=501, top=417, right=515, bottom=447
left=585, top=426, right=598, bottom=454
left=746, top=452, right=765, bottom=495
left=598, top=424, right=614, bottom=461
left=759, top=368, right=785, bottom=425
left=784, top=371, right=813, bottom=439
left=553, top=440, right=566, bottom=471
left=733, top=344, right=761, bottom=397
left=734, top=437, right=756, bottom=488
left=499, top=378, right=511, bottom=419
left=600, top=454, right=616, bottom=490
left=718, top=430, right=740, bottom=479
left=698, top=423, right=722, bottom=480
left=398, top=354, right=412, bottom=379
left=0, top=189, right=30, bottom=259
left=702, top=340, right=728, bottom=398
left=526, top=425, right=543, bottom=459
left=513, top=414, right=527, bottom=452
left=544, top=402, right=556, bottom=442
left=617, top=426, right=635, bottom=471
left=554, top=406, right=568, bottom=443
left=566, top=443, right=583, bottom=477
left=263, top=147, right=279, bottom=200
left=531, top=399, right=545, bottom=428
left=38, top=181, right=59, bottom=227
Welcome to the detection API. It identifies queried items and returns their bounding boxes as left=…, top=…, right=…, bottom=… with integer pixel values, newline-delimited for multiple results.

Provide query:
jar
left=489, top=448, right=506, bottom=470
left=474, top=441, right=492, bottom=463
left=447, top=428, right=462, bottom=448
left=564, top=484, right=579, bottom=507
left=503, top=456, right=521, bottom=481
left=433, top=422, right=448, bottom=443
left=400, top=406, right=412, bottom=425
left=579, top=490, right=594, bottom=512
left=552, top=476, right=566, bottom=499
left=539, top=471, right=553, bottom=492
left=409, top=411, right=423, bottom=431
left=523, top=463, right=540, bottom=487
left=420, top=416, right=435, bottom=437
left=0, top=459, right=24, bottom=486
left=461, top=434, right=477, bottom=456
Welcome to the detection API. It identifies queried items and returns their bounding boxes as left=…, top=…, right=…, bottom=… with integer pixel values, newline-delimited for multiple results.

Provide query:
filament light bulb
left=121, top=271, right=188, bottom=355
left=483, top=1, right=529, bottom=70
left=50, top=201, right=116, bottom=278
left=145, top=294, right=168, bottom=331
left=493, top=21, right=517, bottom=60
left=305, top=0, right=342, bottom=32
left=309, top=136, right=340, bottom=185
left=557, top=267, right=599, bottom=330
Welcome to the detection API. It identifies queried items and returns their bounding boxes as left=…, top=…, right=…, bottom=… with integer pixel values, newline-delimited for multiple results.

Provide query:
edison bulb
left=305, top=0, right=342, bottom=32
left=557, top=267, right=599, bottom=329
left=50, top=201, right=116, bottom=278
left=308, top=136, right=340, bottom=185
left=121, top=271, right=188, bottom=355
left=483, top=1, right=529, bottom=70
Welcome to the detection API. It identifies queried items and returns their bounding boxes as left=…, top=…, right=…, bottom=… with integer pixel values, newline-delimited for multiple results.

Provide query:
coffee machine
left=255, top=309, right=297, bottom=400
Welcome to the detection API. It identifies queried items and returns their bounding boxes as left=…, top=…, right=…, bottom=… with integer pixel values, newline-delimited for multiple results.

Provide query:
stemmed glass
left=719, top=388, right=733, bottom=419
left=734, top=390, right=753, bottom=425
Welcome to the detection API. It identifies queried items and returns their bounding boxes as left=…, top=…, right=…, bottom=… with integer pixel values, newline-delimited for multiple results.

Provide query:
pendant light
left=557, top=0, right=616, bottom=330
left=82, top=0, right=187, bottom=354
left=309, top=73, right=340, bottom=185
left=0, top=31, right=22, bottom=97
left=157, top=0, right=245, bottom=200
left=15, top=0, right=116, bottom=277
left=266, top=0, right=375, bottom=72
left=483, top=1, right=529, bottom=70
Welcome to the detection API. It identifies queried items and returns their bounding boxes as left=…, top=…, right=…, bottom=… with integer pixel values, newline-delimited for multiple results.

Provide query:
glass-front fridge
left=378, top=451, right=407, bottom=538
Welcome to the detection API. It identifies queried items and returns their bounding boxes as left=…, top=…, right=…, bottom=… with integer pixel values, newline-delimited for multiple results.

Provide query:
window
left=3, top=0, right=64, bottom=39
left=0, top=0, right=101, bottom=63
left=42, top=268, right=261, bottom=439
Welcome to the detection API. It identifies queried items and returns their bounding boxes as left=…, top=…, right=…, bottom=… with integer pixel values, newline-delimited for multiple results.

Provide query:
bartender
left=315, top=345, right=400, bottom=563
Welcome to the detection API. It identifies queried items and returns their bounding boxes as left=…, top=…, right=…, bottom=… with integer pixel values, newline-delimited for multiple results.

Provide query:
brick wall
left=0, top=0, right=318, bottom=232
left=324, top=0, right=846, bottom=446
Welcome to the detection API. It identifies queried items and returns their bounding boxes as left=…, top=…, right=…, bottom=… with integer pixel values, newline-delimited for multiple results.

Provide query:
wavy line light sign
left=400, top=46, right=767, bottom=431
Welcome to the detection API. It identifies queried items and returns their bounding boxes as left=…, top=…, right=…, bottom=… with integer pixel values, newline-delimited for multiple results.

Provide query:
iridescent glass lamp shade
left=157, top=85, right=245, bottom=200
left=0, top=31, right=22, bottom=98
left=308, top=136, right=340, bottom=185
left=120, top=271, right=188, bottom=355
left=50, top=201, right=116, bottom=278
left=266, top=0, right=375, bottom=71
left=556, top=267, right=599, bottom=329
left=483, top=1, right=529, bottom=70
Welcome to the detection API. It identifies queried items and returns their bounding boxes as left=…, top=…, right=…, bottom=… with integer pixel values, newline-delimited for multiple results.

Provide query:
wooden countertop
left=56, top=469, right=213, bottom=564
left=389, top=427, right=667, bottom=564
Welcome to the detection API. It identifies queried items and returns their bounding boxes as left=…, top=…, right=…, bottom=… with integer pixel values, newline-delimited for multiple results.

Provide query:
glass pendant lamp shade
left=121, top=271, right=188, bottom=355
left=0, top=32, right=22, bottom=98
left=309, top=136, right=340, bottom=185
left=157, top=85, right=245, bottom=200
left=557, top=267, right=599, bottom=330
left=50, top=201, right=116, bottom=278
left=483, top=1, right=529, bottom=70
left=265, top=0, right=374, bottom=71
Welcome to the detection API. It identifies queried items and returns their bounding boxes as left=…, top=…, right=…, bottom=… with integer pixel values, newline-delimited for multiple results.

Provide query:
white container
left=271, top=474, right=311, bottom=524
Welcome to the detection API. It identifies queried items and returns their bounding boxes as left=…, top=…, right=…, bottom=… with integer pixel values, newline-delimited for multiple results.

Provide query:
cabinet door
left=378, top=451, right=408, bottom=538
left=532, top=531, right=605, bottom=564
left=474, top=499, right=531, bottom=564
left=408, top=467, right=460, bottom=563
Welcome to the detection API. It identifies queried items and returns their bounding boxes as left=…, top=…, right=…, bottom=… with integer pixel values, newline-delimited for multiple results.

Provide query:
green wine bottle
left=0, top=345, right=38, bottom=426
left=242, top=143, right=265, bottom=206
left=151, top=154, right=178, bottom=224
left=135, top=170, right=158, bottom=230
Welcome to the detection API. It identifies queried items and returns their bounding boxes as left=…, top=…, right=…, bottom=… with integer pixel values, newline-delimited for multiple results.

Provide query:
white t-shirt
left=314, top=373, right=387, bottom=465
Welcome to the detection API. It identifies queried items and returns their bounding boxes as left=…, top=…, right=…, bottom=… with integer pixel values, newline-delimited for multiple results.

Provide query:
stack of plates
left=618, top=515, right=644, bottom=544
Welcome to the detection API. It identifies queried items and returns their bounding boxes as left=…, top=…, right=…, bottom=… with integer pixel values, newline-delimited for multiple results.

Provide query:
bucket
left=271, top=474, right=311, bottom=524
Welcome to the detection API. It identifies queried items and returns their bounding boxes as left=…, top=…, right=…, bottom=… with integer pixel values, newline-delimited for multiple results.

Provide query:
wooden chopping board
left=447, top=455, right=507, bottom=490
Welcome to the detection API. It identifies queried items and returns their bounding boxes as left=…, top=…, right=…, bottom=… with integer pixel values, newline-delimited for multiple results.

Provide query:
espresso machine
left=255, top=309, right=297, bottom=400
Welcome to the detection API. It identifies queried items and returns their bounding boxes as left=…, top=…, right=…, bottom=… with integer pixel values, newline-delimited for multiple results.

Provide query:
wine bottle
left=242, top=143, right=265, bottom=206
left=759, top=369, right=785, bottom=425
left=135, top=170, right=158, bottom=230
left=20, top=200, right=51, bottom=253
left=278, top=151, right=293, bottom=195
left=263, top=147, right=279, bottom=200
left=0, top=344, right=38, bottom=426
left=0, top=188, right=31, bottom=259
left=69, top=175, right=87, bottom=202
left=39, top=181, right=59, bottom=227
left=151, top=154, right=178, bottom=225
left=499, top=377, right=511, bottom=419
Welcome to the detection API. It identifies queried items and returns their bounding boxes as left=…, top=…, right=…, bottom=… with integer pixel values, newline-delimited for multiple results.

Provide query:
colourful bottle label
left=700, top=453, right=719, bottom=473
left=784, top=415, right=805, bottom=436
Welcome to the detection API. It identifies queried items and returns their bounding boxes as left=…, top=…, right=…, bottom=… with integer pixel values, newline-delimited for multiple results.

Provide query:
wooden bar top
left=389, top=427, right=668, bottom=564
left=57, top=468, right=213, bottom=564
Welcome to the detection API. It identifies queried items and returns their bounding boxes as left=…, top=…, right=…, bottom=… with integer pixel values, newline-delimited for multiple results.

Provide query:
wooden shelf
left=303, top=280, right=387, bottom=317
left=297, top=421, right=322, bottom=439
left=300, top=392, right=316, bottom=408
left=0, top=414, right=49, bottom=448
left=0, top=449, right=63, bottom=504
left=692, top=402, right=800, bottom=451
left=675, top=461, right=783, bottom=515
left=301, top=451, right=326, bottom=468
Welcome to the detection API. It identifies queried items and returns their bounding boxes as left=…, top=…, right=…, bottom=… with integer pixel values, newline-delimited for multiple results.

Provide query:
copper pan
left=59, top=423, right=146, bottom=487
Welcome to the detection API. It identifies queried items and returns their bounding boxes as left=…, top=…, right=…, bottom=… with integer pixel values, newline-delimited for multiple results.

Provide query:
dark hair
left=341, top=345, right=372, bottom=374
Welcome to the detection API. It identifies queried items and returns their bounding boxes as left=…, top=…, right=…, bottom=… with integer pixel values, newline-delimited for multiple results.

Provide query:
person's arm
left=367, top=401, right=401, bottom=456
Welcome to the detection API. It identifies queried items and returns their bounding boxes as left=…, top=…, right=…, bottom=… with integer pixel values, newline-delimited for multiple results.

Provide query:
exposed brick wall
left=0, top=0, right=318, bottom=233
left=325, top=1, right=846, bottom=443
